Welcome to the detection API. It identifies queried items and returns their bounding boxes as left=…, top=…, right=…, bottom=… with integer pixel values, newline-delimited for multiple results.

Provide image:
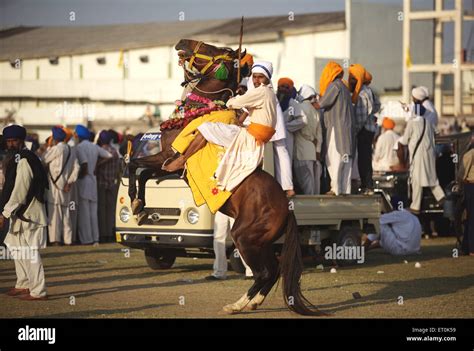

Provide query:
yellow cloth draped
left=171, top=109, right=238, bottom=214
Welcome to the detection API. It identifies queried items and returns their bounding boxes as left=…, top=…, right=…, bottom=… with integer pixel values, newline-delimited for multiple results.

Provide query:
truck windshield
left=132, top=132, right=162, bottom=160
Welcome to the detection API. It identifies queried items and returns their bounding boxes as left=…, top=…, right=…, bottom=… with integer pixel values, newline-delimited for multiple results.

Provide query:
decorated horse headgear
left=185, top=41, right=234, bottom=80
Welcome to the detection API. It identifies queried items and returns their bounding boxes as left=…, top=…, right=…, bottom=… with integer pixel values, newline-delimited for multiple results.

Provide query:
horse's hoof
left=131, top=199, right=143, bottom=215
left=136, top=211, right=148, bottom=226
left=222, top=304, right=241, bottom=315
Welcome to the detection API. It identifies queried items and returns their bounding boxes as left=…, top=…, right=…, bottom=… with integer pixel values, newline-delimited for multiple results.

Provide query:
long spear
left=237, top=16, right=244, bottom=84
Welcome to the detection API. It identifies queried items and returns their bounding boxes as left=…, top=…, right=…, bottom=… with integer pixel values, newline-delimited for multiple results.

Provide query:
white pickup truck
left=115, top=127, right=391, bottom=272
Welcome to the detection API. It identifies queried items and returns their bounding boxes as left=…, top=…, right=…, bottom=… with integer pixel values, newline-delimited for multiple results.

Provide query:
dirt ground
left=0, top=237, right=473, bottom=319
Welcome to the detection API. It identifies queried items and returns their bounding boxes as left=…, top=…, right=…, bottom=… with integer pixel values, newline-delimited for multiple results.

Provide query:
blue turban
left=98, top=130, right=112, bottom=145
left=75, top=125, right=90, bottom=140
left=3, top=125, right=26, bottom=140
left=52, top=126, right=66, bottom=141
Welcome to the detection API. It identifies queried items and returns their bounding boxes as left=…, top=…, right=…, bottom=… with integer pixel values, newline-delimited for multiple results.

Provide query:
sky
left=0, top=0, right=405, bottom=27
left=0, top=0, right=471, bottom=58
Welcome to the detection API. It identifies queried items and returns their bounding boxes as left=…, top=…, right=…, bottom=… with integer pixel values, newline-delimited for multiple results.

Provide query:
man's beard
left=3, top=149, right=18, bottom=167
left=277, top=91, right=288, bottom=102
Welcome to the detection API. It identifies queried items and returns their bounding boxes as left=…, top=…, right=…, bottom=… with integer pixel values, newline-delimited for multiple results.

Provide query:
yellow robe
left=171, top=110, right=238, bottom=214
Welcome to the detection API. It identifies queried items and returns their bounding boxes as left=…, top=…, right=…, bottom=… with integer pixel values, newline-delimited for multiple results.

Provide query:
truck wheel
left=336, top=226, right=362, bottom=266
left=144, top=248, right=176, bottom=270
left=228, top=248, right=246, bottom=274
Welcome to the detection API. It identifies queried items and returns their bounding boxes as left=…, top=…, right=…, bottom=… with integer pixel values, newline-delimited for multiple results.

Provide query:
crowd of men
left=1, top=125, right=124, bottom=247
left=204, top=59, right=474, bottom=280
left=0, top=58, right=472, bottom=296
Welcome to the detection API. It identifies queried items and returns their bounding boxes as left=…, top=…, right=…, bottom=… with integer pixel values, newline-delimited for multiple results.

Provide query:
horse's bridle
left=179, top=41, right=236, bottom=97
left=186, top=41, right=234, bottom=76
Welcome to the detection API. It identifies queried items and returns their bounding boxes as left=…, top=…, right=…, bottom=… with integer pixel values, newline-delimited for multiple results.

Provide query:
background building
left=0, top=0, right=472, bottom=139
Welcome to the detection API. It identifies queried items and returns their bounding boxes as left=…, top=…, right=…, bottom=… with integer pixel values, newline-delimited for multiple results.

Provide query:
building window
left=96, top=57, right=106, bottom=65
left=36, top=66, right=40, bottom=80
left=49, top=57, right=59, bottom=65
left=79, top=64, right=83, bottom=79
left=139, top=55, right=149, bottom=63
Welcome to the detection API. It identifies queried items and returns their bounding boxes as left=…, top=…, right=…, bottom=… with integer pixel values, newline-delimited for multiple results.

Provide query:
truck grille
left=141, top=207, right=181, bottom=226
left=144, top=208, right=181, bottom=216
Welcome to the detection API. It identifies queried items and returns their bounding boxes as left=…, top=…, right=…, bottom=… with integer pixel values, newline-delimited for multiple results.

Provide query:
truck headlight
left=119, top=207, right=131, bottom=223
left=186, top=208, right=199, bottom=224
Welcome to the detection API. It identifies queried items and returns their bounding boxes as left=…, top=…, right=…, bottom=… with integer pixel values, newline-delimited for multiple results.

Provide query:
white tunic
left=398, top=116, right=439, bottom=187
left=2, top=159, right=47, bottom=249
left=405, top=101, right=438, bottom=129
left=294, top=100, right=322, bottom=161
left=43, top=142, right=80, bottom=206
left=373, top=130, right=400, bottom=172
left=209, top=85, right=277, bottom=191
left=75, top=140, right=112, bottom=201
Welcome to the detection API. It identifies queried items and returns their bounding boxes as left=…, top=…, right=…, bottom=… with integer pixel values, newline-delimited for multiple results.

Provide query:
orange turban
left=278, top=77, right=294, bottom=88
left=364, top=70, right=372, bottom=85
left=382, top=117, right=395, bottom=130
left=240, top=53, right=254, bottom=69
left=319, top=61, right=343, bottom=97
left=349, top=63, right=366, bottom=104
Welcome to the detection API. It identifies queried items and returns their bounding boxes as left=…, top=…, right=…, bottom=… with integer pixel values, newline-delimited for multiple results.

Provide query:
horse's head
left=176, top=39, right=250, bottom=102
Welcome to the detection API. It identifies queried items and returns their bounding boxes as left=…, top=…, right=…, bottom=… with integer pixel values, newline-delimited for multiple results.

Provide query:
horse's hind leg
left=245, top=246, right=279, bottom=311
left=222, top=242, right=266, bottom=314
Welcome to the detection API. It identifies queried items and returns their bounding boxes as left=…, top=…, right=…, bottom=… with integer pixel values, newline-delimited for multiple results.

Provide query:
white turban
left=412, top=86, right=428, bottom=101
left=298, top=84, right=317, bottom=101
left=251, top=60, right=273, bottom=80
left=420, top=86, right=430, bottom=98
left=247, top=60, right=274, bottom=89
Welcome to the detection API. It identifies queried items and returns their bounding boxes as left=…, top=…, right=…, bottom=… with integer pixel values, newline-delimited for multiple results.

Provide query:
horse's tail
left=280, top=211, right=325, bottom=316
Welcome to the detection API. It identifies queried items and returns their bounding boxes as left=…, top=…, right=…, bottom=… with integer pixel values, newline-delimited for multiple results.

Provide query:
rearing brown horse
left=129, top=39, right=324, bottom=316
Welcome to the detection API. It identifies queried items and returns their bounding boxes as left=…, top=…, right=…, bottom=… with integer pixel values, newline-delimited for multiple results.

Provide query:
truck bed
left=291, top=192, right=392, bottom=234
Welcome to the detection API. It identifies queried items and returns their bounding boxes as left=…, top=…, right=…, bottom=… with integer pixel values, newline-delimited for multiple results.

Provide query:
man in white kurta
left=0, top=125, right=48, bottom=299
left=293, top=84, right=323, bottom=194
left=43, top=127, right=80, bottom=245
left=397, top=114, right=445, bottom=212
left=74, top=125, right=112, bottom=245
left=247, top=67, right=295, bottom=196
left=197, top=61, right=278, bottom=191
left=372, top=118, right=400, bottom=172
